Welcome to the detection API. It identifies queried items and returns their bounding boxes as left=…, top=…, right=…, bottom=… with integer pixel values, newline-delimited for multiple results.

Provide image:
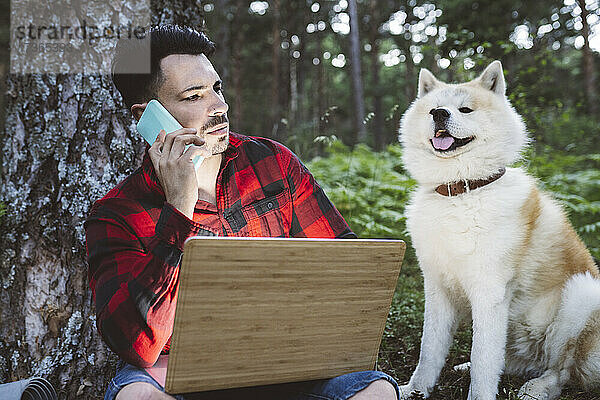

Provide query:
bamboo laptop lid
left=165, top=237, right=405, bottom=394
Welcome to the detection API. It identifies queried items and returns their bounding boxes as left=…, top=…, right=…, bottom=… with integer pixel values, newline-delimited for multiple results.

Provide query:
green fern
left=308, top=144, right=600, bottom=259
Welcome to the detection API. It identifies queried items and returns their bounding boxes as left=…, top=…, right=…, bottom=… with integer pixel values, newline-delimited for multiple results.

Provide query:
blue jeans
left=104, top=361, right=399, bottom=400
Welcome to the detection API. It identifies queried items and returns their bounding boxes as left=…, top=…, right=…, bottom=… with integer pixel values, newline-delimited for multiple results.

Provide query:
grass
left=377, top=259, right=600, bottom=400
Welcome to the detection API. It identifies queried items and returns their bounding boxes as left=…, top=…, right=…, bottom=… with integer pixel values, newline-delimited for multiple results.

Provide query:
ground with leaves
left=378, top=261, right=600, bottom=400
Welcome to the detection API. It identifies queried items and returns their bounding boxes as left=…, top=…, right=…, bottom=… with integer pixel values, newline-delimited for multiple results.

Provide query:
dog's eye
left=459, top=107, right=474, bottom=113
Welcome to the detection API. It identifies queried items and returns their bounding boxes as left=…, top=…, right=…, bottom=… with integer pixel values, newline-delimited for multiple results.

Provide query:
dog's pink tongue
left=432, top=136, right=454, bottom=150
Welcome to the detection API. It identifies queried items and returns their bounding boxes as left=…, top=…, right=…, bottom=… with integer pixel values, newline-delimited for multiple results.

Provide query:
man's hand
left=148, top=128, right=210, bottom=219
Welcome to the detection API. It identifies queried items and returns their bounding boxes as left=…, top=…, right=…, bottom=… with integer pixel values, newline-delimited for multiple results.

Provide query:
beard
left=209, top=132, right=229, bottom=154
left=199, top=114, right=230, bottom=155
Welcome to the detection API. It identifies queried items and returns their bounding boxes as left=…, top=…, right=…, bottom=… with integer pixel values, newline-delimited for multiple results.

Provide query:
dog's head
left=399, top=60, right=528, bottom=185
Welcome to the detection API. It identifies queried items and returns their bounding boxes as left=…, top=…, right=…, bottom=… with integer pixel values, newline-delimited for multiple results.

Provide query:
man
left=85, top=25, right=398, bottom=400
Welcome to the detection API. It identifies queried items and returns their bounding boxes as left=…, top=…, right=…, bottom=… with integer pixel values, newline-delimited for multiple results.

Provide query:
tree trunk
left=0, top=1, right=206, bottom=398
left=398, top=46, right=416, bottom=139
left=404, top=52, right=416, bottom=103
left=271, top=0, right=281, bottom=139
left=368, top=1, right=384, bottom=150
left=577, top=0, right=597, bottom=115
left=296, top=32, right=307, bottom=125
left=317, top=31, right=325, bottom=134
left=211, top=0, right=232, bottom=84
left=231, top=3, right=244, bottom=131
left=0, top=1, right=8, bottom=137
left=347, top=0, right=367, bottom=144
left=290, top=55, right=299, bottom=127
left=370, top=45, right=384, bottom=150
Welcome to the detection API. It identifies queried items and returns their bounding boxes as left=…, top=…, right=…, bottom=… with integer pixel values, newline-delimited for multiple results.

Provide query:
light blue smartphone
left=136, top=99, right=204, bottom=168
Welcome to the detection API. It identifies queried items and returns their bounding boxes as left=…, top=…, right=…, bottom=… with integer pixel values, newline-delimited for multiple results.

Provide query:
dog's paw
left=517, top=382, right=549, bottom=400
left=453, top=361, right=471, bottom=372
left=517, top=377, right=561, bottom=400
left=398, top=384, right=427, bottom=399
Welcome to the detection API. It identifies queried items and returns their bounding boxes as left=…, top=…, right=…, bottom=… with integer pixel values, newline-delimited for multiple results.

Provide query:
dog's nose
left=429, top=108, right=450, bottom=123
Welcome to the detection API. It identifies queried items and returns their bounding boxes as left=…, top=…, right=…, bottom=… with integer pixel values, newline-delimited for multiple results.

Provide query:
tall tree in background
left=362, top=0, right=403, bottom=149
left=0, top=1, right=8, bottom=136
left=0, top=1, right=207, bottom=398
left=210, top=0, right=233, bottom=85
left=347, top=0, right=366, bottom=143
left=577, top=0, right=598, bottom=115
left=367, top=1, right=385, bottom=149
left=316, top=22, right=326, bottom=134
left=271, top=0, right=282, bottom=138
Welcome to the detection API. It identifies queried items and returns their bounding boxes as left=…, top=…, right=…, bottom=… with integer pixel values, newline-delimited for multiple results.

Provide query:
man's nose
left=209, top=93, right=229, bottom=117
left=429, top=108, right=450, bottom=123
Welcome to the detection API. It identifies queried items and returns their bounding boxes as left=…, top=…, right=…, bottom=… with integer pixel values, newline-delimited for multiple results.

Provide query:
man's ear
left=131, top=102, right=148, bottom=122
left=418, top=68, right=440, bottom=98
left=478, top=60, right=506, bottom=95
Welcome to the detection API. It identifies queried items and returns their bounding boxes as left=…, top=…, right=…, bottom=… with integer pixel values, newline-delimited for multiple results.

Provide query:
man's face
left=156, top=54, right=229, bottom=155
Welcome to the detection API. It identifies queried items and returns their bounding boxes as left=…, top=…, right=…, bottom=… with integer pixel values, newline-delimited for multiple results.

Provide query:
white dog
left=398, top=60, right=600, bottom=400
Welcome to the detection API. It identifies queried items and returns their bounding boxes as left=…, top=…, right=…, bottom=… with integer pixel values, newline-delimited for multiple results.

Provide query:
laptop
left=154, top=237, right=404, bottom=395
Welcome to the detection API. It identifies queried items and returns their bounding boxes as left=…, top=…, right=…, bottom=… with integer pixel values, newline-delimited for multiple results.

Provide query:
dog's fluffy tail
left=544, top=272, right=600, bottom=388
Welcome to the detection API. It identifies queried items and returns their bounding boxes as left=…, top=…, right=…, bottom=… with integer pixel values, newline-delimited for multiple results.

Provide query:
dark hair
left=111, top=24, right=216, bottom=110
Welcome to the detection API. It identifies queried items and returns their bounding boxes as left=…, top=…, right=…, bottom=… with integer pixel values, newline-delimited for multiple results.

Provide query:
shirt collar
left=220, top=131, right=247, bottom=168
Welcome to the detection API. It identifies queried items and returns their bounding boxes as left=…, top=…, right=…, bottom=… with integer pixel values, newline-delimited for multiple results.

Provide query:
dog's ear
left=418, top=68, right=439, bottom=97
left=478, top=60, right=506, bottom=95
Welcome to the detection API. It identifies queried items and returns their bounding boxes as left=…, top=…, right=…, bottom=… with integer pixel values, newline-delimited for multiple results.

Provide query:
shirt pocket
left=241, top=191, right=290, bottom=237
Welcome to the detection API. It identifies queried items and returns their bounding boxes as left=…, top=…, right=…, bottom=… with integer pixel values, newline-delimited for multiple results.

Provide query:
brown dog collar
left=435, top=168, right=506, bottom=197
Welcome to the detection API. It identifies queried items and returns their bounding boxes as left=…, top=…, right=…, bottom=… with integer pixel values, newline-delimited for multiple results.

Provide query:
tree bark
left=0, top=59, right=141, bottom=400
left=231, top=2, right=244, bottom=131
left=0, top=1, right=206, bottom=398
left=297, top=31, right=307, bottom=125
left=271, top=0, right=281, bottom=139
left=400, top=46, right=416, bottom=139
left=370, top=45, right=384, bottom=150
left=0, top=1, right=8, bottom=137
left=290, top=54, right=299, bottom=127
left=211, top=0, right=232, bottom=84
left=368, top=1, right=384, bottom=150
left=577, top=0, right=597, bottom=115
left=317, top=31, right=325, bottom=134
left=404, top=50, right=416, bottom=103
left=347, top=0, right=367, bottom=144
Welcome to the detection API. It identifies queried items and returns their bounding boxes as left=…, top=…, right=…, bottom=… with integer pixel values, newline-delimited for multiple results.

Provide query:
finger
left=150, top=129, right=166, bottom=152
left=169, top=134, right=205, bottom=160
left=148, top=129, right=166, bottom=168
left=173, top=127, right=198, bottom=135
left=157, top=129, right=166, bottom=150
left=183, top=141, right=211, bottom=162
left=162, top=127, right=197, bottom=155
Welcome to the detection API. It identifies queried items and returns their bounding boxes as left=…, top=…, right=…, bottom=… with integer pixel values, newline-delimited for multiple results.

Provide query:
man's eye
left=459, top=107, right=473, bottom=113
left=185, top=94, right=200, bottom=101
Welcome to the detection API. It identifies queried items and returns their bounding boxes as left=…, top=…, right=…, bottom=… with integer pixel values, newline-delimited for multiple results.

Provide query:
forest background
left=0, top=0, right=599, bottom=398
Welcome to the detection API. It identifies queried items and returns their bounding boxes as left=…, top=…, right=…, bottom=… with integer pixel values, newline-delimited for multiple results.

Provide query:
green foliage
left=308, top=139, right=599, bottom=260
left=507, top=50, right=600, bottom=155
left=525, top=148, right=600, bottom=258
left=307, top=140, right=418, bottom=267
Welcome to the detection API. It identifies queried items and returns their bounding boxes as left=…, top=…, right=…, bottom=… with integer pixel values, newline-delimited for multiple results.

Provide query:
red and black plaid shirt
left=85, top=132, right=355, bottom=368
